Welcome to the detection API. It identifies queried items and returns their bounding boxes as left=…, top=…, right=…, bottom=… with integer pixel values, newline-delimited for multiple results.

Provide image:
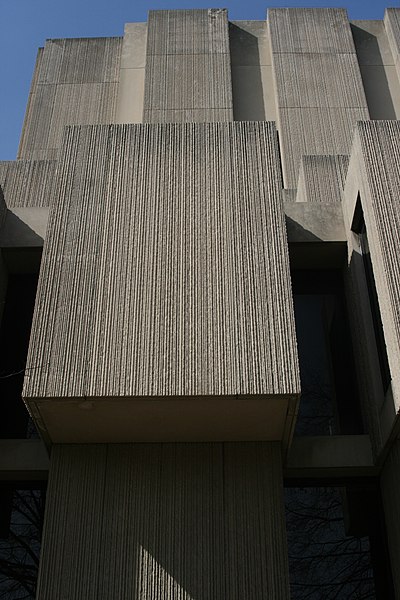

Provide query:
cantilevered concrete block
left=143, top=10, right=233, bottom=122
left=18, top=37, right=122, bottom=160
left=23, top=121, right=299, bottom=444
left=268, top=8, right=369, bottom=188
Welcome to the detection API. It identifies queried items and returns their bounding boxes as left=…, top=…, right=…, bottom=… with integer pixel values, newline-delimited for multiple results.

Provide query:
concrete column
left=36, top=442, right=290, bottom=599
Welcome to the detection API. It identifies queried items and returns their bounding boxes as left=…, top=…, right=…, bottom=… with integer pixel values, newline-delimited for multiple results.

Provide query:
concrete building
left=0, top=6, right=400, bottom=599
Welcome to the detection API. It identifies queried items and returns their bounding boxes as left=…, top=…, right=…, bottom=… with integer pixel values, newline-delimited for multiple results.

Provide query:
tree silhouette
left=285, top=486, right=376, bottom=600
left=0, top=488, right=45, bottom=599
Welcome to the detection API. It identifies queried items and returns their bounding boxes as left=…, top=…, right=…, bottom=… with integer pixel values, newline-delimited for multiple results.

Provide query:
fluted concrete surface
left=296, top=155, right=349, bottom=203
left=143, top=10, right=233, bottom=123
left=0, top=160, right=57, bottom=208
left=23, top=121, right=299, bottom=404
left=36, top=442, right=290, bottom=600
left=342, top=121, right=400, bottom=452
left=268, top=8, right=369, bottom=188
left=18, top=37, right=122, bottom=160
left=385, top=8, right=400, bottom=82
left=352, top=122, right=400, bottom=408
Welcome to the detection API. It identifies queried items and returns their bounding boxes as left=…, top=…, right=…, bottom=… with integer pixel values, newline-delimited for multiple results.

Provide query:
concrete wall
left=268, top=8, right=369, bottom=189
left=143, top=10, right=233, bottom=123
left=18, top=37, right=122, bottom=160
left=0, top=160, right=57, bottom=208
left=116, top=22, right=147, bottom=124
left=352, top=19, right=400, bottom=120
left=23, top=121, right=299, bottom=444
left=343, top=121, right=400, bottom=453
left=230, top=21, right=276, bottom=121
left=296, top=155, right=349, bottom=203
left=36, top=442, right=290, bottom=600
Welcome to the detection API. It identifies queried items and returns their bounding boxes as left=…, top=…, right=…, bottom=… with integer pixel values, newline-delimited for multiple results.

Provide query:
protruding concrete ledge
left=284, top=202, right=346, bottom=243
left=0, top=208, right=49, bottom=247
left=0, top=439, right=49, bottom=480
left=285, top=435, right=376, bottom=478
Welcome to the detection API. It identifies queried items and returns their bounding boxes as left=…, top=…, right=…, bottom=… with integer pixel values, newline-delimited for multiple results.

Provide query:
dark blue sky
left=0, top=0, right=395, bottom=159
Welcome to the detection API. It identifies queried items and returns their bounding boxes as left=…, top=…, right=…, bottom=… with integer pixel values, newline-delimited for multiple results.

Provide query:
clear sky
left=0, top=0, right=396, bottom=160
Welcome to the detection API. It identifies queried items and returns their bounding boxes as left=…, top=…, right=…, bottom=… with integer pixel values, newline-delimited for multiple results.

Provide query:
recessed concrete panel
left=116, top=68, right=145, bottom=123
left=37, top=442, right=290, bottom=599
left=229, top=21, right=271, bottom=66
left=352, top=20, right=400, bottom=119
left=120, top=22, right=147, bottom=68
left=23, top=122, right=299, bottom=443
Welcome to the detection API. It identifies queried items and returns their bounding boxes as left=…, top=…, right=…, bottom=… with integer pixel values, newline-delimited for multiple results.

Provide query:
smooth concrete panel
left=23, top=122, right=299, bottom=443
left=36, top=442, right=290, bottom=599
left=116, top=68, right=145, bottom=123
left=352, top=20, right=400, bottom=119
left=121, top=22, right=147, bottom=68
left=230, top=20, right=271, bottom=66
left=0, top=208, right=49, bottom=247
left=230, top=66, right=277, bottom=121
left=116, top=22, right=147, bottom=123
left=284, top=202, right=346, bottom=242
left=286, top=435, right=375, bottom=478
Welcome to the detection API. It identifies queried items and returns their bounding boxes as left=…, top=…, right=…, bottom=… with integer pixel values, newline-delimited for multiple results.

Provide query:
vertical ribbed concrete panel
left=381, top=440, right=400, bottom=597
left=36, top=442, right=289, bottom=599
left=385, top=8, right=400, bottom=82
left=268, top=8, right=369, bottom=188
left=296, top=155, right=349, bottom=203
left=18, top=37, right=122, bottom=160
left=23, top=121, right=299, bottom=443
left=0, top=160, right=57, bottom=208
left=143, top=10, right=233, bottom=123
left=343, top=121, right=400, bottom=429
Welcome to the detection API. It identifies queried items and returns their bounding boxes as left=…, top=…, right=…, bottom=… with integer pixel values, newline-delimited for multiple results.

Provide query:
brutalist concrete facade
left=1, top=7, right=400, bottom=599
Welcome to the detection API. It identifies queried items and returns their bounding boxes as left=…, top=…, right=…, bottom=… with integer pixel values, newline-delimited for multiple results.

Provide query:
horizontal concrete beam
left=284, top=202, right=346, bottom=243
left=0, top=439, right=49, bottom=481
left=0, top=208, right=49, bottom=248
left=285, top=435, right=376, bottom=478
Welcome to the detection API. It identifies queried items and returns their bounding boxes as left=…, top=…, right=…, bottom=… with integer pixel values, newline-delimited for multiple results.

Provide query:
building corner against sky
left=0, top=5, right=400, bottom=599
